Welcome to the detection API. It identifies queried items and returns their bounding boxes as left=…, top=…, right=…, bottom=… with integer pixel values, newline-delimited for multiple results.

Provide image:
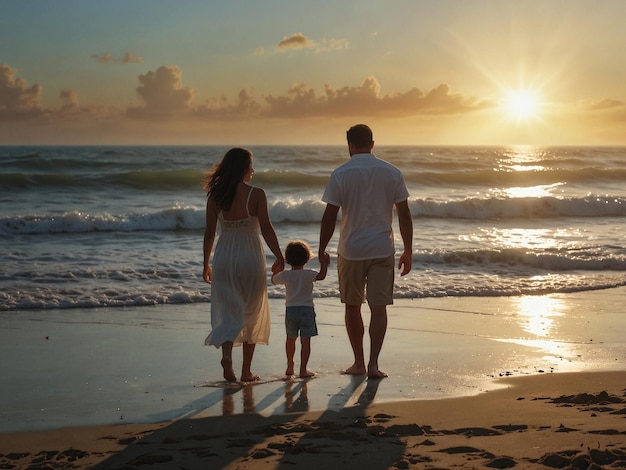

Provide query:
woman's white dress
left=204, top=193, right=270, bottom=347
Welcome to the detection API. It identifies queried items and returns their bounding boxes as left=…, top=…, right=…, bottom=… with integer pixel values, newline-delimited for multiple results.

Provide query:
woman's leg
left=220, top=341, right=237, bottom=382
left=241, top=342, right=260, bottom=382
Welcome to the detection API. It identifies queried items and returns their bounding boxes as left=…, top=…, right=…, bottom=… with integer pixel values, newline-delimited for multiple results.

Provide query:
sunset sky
left=1, top=0, right=625, bottom=146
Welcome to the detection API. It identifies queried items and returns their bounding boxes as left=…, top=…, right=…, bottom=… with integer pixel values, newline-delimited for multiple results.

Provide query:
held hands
left=319, top=252, right=331, bottom=266
left=271, top=258, right=284, bottom=275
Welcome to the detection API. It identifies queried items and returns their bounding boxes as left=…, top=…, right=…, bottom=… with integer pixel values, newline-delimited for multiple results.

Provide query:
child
left=271, top=240, right=330, bottom=378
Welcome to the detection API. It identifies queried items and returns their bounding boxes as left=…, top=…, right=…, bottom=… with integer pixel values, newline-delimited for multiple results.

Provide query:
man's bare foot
left=299, top=370, right=316, bottom=378
left=342, top=363, right=366, bottom=375
left=221, top=358, right=237, bottom=382
left=240, top=373, right=260, bottom=382
left=367, top=367, right=388, bottom=379
left=285, top=368, right=295, bottom=377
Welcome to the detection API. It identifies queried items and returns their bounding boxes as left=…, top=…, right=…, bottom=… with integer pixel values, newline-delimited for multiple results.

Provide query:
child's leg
left=285, top=337, right=296, bottom=376
left=299, top=337, right=315, bottom=378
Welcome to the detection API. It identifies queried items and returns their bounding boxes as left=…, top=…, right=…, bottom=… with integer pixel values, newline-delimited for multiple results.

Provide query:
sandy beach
left=1, top=288, right=624, bottom=468
left=2, top=371, right=624, bottom=469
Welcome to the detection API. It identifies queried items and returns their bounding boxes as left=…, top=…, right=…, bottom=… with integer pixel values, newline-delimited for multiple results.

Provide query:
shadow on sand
left=92, top=375, right=406, bottom=469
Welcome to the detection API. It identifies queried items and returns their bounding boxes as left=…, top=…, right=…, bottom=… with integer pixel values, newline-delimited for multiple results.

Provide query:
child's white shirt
left=272, top=269, right=319, bottom=307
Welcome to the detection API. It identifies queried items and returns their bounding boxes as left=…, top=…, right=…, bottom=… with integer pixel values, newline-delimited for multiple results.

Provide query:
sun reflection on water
left=513, top=295, right=566, bottom=337
left=465, top=226, right=578, bottom=251
left=495, top=295, right=577, bottom=365
left=502, top=183, right=563, bottom=199
left=494, top=146, right=566, bottom=199
left=495, top=227, right=558, bottom=249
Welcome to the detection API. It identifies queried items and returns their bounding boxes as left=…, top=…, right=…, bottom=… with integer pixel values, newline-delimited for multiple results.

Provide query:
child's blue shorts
left=285, top=306, right=318, bottom=338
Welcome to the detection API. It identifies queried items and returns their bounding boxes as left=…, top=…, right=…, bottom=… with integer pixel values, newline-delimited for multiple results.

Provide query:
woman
left=203, top=148, right=284, bottom=382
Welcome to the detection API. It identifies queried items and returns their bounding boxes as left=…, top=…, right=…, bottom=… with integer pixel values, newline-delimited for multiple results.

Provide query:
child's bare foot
left=240, top=373, right=260, bottom=382
left=342, top=363, right=366, bottom=375
left=299, top=369, right=316, bottom=378
left=221, top=358, right=237, bottom=382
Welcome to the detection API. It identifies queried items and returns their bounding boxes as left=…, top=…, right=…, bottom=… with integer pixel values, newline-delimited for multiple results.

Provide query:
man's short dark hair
left=346, top=124, right=373, bottom=148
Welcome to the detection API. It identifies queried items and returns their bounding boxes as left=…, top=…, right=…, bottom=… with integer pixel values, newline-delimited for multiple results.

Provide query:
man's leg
left=367, top=305, right=388, bottom=378
left=364, top=255, right=394, bottom=379
left=344, top=303, right=366, bottom=374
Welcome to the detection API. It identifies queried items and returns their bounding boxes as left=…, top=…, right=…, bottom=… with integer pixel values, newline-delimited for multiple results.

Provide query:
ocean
left=1, top=145, right=625, bottom=311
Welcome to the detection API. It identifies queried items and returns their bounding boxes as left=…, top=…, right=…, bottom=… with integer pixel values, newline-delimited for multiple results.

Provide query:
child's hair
left=285, top=240, right=312, bottom=267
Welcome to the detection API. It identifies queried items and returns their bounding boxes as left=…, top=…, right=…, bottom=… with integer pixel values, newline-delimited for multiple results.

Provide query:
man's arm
left=319, top=203, right=339, bottom=258
left=395, top=199, right=413, bottom=276
left=316, top=252, right=330, bottom=281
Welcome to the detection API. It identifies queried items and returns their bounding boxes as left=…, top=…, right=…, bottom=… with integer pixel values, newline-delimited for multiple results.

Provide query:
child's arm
left=316, top=252, right=330, bottom=281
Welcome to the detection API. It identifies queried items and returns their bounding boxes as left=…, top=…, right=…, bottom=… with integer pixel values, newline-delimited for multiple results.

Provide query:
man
left=319, top=124, right=413, bottom=379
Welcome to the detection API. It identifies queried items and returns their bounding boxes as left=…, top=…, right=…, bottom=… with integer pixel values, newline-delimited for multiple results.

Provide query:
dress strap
left=245, top=186, right=253, bottom=217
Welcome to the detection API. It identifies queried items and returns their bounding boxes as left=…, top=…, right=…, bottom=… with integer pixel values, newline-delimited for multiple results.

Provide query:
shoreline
left=1, top=287, right=624, bottom=433
left=1, top=370, right=624, bottom=469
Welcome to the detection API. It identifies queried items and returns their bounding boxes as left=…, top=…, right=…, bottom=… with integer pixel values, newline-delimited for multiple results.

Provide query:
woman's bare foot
left=221, top=357, right=237, bottom=382
left=342, top=363, right=366, bottom=375
left=299, top=369, right=316, bottom=378
left=240, top=373, right=260, bottom=382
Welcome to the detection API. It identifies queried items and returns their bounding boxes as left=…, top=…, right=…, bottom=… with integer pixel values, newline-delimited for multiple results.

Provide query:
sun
left=504, top=90, right=542, bottom=120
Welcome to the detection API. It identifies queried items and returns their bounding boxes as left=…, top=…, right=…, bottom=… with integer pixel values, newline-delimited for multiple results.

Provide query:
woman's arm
left=203, top=199, right=218, bottom=283
left=253, top=187, right=285, bottom=272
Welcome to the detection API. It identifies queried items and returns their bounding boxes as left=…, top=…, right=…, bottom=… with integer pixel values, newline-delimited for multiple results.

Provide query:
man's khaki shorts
left=337, top=254, right=395, bottom=306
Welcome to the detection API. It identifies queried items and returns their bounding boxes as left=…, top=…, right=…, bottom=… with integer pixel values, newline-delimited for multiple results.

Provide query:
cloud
left=0, top=64, right=44, bottom=120
left=127, top=65, right=194, bottom=119
left=195, top=88, right=261, bottom=119
left=581, top=98, right=625, bottom=111
left=277, top=32, right=314, bottom=50
left=574, top=98, right=626, bottom=126
left=275, top=33, right=348, bottom=53
left=263, top=76, right=487, bottom=118
left=54, top=89, right=121, bottom=122
left=91, top=52, right=143, bottom=64
left=59, top=89, right=79, bottom=108
left=91, top=53, right=114, bottom=64
left=122, top=52, right=143, bottom=64
left=126, top=67, right=485, bottom=121
left=0, top=63, right=491, bottom=127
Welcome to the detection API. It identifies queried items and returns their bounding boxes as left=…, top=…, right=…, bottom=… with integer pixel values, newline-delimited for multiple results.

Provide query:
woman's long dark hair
left=203, top=148, right=252, bottom=211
